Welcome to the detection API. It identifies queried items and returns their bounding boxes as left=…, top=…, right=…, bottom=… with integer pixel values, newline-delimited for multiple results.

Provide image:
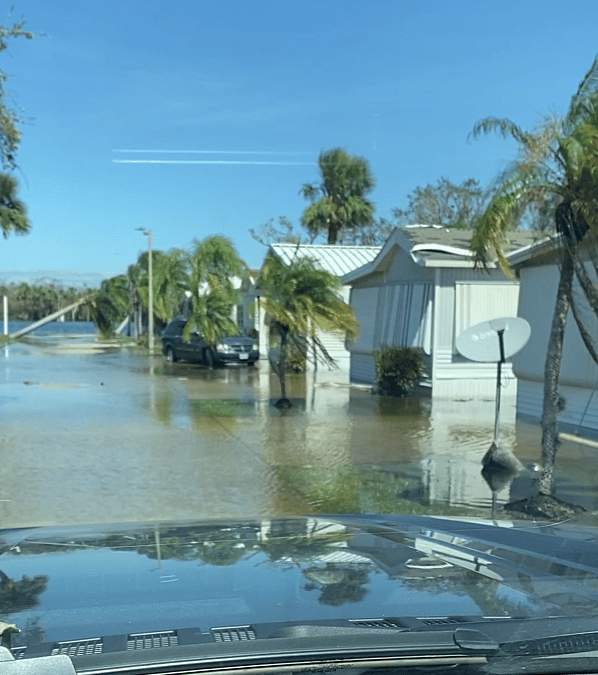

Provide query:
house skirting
left=349, top=350, right=517, bottom=400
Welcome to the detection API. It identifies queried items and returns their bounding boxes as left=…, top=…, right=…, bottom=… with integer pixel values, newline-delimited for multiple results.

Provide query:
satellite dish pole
left=456, top=316, right=531, bottom=447
left=456, top=317, right=531, bottom=515
left=493, top=326, right=506, bottom=443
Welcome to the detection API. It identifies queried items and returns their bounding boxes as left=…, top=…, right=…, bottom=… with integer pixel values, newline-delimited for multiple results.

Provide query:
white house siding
left=348, top=262, right=521, bottom=398
left=349, top=282, right=433, bottom=384
left=427, top=269, right=520, bottom=399
left=453, top=282, right=520, bottom=343
left=514, top=261, right=598, bottom=433
left=350, top=268, right=519, bottom=399
left=349, top=285, right=380, bottom=384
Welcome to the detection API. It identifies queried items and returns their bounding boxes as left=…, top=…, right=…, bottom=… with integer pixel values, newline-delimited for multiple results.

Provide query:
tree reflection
left=0, top=570, right=48, bottom=614
left=397, top=566, right=532, bottom=617
left=140, top=528, right=256, bottom=566
left=303, top=566, right=369, bottom=606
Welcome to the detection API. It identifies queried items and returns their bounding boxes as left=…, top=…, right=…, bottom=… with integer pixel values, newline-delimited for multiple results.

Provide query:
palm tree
left=258, top=253, right=358, bottom=407
left=183, top=236, right=247, bottom=344
left=470, top=56, right=598, bottom=498
left=0, top=173, right=29, bottom=238
left=126, top=260, right=143, bottom=336
left=300, top=148, right=375, bottom=245
left=90, top=275, right=129, bottom=338
left=152, top=249, right=189, bottom=325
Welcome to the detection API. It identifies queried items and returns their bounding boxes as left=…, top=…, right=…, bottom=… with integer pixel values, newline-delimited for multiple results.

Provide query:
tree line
left=0, top=282, right=91, bottom=321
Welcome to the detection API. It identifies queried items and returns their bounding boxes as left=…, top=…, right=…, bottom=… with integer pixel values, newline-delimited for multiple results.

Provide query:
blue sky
left=1, top=0, right=598, bottom=287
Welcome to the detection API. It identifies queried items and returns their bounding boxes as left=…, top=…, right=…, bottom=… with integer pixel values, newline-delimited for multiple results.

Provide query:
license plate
left=239, top=353, right=248, bottom=360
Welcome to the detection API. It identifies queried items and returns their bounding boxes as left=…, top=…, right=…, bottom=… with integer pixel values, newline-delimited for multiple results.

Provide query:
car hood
left=219, top=336, right=255, bottom=345
left=2, top=514, right=598, bottom=653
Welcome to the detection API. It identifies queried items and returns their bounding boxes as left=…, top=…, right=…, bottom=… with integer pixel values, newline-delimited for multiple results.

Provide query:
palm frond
left=471, top=165, right=553, bottom=273
left=0, top=173, right=29, bottom=237
left=566, top=55, right=598, bottom=131
left=469, top=117, right=531, bottom=146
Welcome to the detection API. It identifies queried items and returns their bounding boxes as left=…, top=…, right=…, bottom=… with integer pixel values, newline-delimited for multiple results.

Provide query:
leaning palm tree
left=0, top=173, right=29, bottom=238
left=300, top=147, right=375, bottom=245
left=183, top=236, right=247, bottom=343
left=470, top=56, right=598, bottom=499
left=258, top=253, right=358, bottom=407
left=89, top=275, right=130, bottom=338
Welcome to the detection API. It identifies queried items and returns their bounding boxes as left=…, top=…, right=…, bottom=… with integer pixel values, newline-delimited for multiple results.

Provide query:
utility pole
left=137, top=228, right=154, bottom=352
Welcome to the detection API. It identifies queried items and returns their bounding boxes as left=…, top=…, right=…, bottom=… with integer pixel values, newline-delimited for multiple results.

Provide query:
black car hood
left=2, top=514, right=598, bottom=652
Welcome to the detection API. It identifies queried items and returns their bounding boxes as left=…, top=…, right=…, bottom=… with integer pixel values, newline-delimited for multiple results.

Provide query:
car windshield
left=3, top=2, right=598, bottom=674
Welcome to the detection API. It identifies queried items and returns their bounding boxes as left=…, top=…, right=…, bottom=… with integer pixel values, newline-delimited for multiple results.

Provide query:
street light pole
left=137, top=227, right=154, bottom=352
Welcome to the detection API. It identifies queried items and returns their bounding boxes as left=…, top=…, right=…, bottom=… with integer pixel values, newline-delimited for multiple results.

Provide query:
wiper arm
left=269, top=623, right=498, bottom=655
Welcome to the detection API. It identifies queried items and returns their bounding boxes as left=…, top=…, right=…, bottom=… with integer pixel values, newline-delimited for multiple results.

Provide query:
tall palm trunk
left=539, top=249, right=574, bottom=495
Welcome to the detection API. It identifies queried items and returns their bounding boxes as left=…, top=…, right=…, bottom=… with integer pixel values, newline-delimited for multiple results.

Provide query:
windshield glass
left=2, top=2, right=598, bottom=673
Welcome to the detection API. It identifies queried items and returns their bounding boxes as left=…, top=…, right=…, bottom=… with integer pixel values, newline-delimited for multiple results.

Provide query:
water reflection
left=1, top=337, right=598, bottom=527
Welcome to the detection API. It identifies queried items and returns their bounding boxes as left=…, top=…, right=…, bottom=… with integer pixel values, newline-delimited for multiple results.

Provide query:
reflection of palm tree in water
left=303, top=565, right=369, bottom=606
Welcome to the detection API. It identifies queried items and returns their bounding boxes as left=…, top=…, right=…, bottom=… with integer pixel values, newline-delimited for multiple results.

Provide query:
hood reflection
left=3, top=515, right=597, bottom=650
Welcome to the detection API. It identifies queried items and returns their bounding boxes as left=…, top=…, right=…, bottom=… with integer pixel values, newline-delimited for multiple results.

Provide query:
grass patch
left=277, top=465, right=489, bottom=517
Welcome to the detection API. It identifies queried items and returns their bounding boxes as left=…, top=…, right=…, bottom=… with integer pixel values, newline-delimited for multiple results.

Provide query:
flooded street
left=2, top=329, right=598, bottom=528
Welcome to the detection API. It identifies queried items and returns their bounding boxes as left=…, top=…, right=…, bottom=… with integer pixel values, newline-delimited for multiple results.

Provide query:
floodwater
left=2, top=326, right=598, bottom=528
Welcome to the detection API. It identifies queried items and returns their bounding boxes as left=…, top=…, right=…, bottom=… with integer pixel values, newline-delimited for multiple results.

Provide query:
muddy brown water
left=2, top=333, right=598, bottom=528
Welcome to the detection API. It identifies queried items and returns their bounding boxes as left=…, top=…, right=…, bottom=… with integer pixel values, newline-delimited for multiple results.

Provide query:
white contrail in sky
left=113, top=159, right=312, bottom=165
left=112, top=149, right=313, bottom=165
left=113, top=149, right=310, bottom=154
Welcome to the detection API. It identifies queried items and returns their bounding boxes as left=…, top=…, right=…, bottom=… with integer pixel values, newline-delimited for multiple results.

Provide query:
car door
left=188, top=331, right=206, bottom=362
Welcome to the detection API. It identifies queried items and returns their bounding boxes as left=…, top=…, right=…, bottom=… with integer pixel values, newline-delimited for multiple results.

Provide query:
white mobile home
left=342, top=226, right=542, bottom=398
left=509, top=236, right=598, bottom=434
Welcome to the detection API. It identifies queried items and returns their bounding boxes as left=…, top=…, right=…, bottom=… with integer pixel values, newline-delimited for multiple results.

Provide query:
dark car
left=161, top=319, right=259, bottom=367
left=5, top=514, right=598, bottom=675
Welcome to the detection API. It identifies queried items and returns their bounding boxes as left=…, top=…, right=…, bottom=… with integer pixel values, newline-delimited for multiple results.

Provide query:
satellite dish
left=456, top=317, right=531, bottom=363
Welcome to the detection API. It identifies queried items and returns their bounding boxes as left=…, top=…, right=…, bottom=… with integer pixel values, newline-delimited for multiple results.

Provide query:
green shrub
left=373, top=345, right=424, bottom=396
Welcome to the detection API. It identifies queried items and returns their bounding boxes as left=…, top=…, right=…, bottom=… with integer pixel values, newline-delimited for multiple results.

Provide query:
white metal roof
left=269, top=243, right=382, bottom=278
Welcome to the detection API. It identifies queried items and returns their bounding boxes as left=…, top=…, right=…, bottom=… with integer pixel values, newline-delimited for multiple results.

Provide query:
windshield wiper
left=3, top=621, right=499, bottom=675
left=7, top=615, right=598, bottom=675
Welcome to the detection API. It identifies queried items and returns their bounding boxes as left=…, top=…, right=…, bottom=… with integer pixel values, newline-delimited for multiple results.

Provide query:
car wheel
left=165, top=346, right=177, bottom=363
left=248, top=360, right=256, bottom=367
left=204, top=348, right=214, bottom=367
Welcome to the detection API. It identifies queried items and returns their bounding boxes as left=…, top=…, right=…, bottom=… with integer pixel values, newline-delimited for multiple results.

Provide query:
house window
left=454, top=282, right=520, bottom=348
